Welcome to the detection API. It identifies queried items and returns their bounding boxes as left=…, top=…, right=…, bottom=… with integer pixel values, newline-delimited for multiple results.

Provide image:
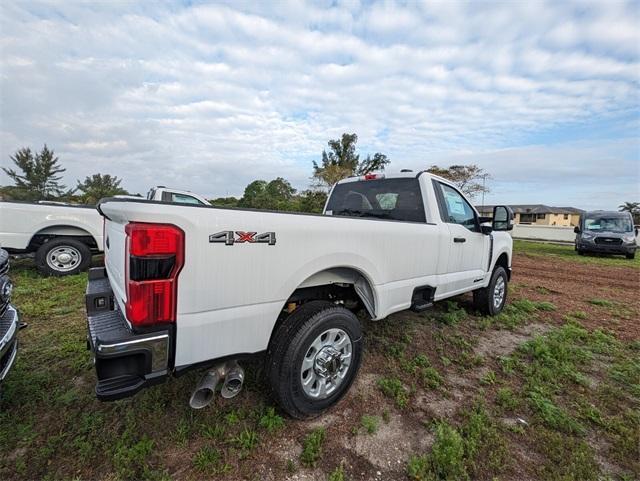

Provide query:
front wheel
left=35, top=238, right=92, bottom=276
left=626, top=252, right=635, bottom=260
left=473, top=266, right=508, bottom=316
left=266, top=301, right=363, bottom=419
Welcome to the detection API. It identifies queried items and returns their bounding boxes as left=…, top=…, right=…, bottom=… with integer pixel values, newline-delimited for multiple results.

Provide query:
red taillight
left=125, top=222, right=184, bottom=328
left=126, top=223, right=183, bottom=256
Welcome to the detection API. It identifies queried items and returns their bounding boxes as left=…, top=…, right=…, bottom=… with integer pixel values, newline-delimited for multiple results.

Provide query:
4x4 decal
left=209, top=231, right=276, bottom=246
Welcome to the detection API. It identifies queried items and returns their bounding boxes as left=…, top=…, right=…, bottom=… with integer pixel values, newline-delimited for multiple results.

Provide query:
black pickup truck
left=0, top=249, right=20, bottom=391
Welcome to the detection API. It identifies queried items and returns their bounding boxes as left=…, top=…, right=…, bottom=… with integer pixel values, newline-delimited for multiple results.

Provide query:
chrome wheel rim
left=493, top=276, right=506, bottom=309
left=300, top=328, right=353, bottom=400
left=46, top=246, right=81, bottom=272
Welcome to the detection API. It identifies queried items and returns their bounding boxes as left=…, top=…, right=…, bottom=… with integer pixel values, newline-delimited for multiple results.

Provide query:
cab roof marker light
left=362, top=173, right=385, bottom=181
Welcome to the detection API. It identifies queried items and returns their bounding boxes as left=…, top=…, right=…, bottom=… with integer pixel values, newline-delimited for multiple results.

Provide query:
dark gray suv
left=574, top=211, right=638, bottom=259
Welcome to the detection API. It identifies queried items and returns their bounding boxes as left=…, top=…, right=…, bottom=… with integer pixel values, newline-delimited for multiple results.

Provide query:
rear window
left=325, top=178, right=425, bottom=222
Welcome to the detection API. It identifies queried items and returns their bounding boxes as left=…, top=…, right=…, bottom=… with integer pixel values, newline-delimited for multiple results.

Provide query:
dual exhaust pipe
left=189, top=360, right=245, bottom=409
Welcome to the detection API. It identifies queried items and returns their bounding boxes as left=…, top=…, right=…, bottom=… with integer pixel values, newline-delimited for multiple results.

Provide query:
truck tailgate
left=103, top=218, right=128, bottom=313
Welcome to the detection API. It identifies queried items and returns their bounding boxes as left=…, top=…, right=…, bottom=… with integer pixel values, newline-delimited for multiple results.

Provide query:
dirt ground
left=512, top=252, right=640, bottom=341
left=242, top=251, right=640, bottom=481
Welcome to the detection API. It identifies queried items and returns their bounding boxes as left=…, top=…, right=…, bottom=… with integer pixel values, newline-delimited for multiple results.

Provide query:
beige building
left=476, top=204, right=583, bottom=227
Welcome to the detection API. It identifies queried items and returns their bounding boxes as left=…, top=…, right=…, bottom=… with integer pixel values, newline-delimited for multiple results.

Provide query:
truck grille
left=0, top=249, right=8, bottom=277
left=594, top=237, right=623, bottom=246
left=0, top=249, right=9, bottom=317
left=0, top=306, right=14, bottom=341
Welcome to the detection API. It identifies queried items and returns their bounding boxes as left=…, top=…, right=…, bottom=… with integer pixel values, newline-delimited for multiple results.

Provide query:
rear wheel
left=473, top=266, right=508, bottom=316
left=266, top=301, right=363, bottom=419
left=35, top=238, right=92, bottom=276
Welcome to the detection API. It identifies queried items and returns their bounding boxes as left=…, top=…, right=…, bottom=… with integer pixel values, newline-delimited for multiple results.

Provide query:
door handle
left=453, top=237, right=466, bottom=243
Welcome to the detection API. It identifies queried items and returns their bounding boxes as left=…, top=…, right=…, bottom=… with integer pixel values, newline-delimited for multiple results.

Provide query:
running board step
left=411, top=301, right=433, bottom=313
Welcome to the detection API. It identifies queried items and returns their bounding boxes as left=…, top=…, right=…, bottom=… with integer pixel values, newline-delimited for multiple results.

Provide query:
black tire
left=473, top=266, right=508, bottom=316
left=35, top=237, right=92, bottom=276
left=626, top=252, right=635, bottom=260
left=577, top=249, right=586, bottom=256
left=266, top=301, right=363, bottom=419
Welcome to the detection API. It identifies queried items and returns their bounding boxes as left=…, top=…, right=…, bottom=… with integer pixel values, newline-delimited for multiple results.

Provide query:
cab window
left=436, top=183, right=478, bottom=231
left=162, top=191, right=202, bottom=205
left=171, top=193, right=202, bottom=205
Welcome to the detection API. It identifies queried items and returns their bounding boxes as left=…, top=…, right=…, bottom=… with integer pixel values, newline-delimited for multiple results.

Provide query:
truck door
left=433, top=181, right=488, bottom=294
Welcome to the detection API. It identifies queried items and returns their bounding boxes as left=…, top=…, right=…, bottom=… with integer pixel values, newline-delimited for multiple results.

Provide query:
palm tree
left=619, top=201, right=639, bottom=213
left=619, top=201, right=640, bottom=224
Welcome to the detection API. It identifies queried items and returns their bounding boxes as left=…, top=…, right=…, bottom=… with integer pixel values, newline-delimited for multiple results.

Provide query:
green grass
left=300, top=428, right=326, bottom=468
left=328, top=463, right=346, bottom=481
left=514, top=240, right=640, bottom=268
left=408, top=405, right=509, bottom=481
left=258, top=407, right=285, bottom=432
left=495, top=387, right=519, bottom=411
left=588, top=298, right=614, bottom=307
left=504, top=322, right=639, bottom=476
left=232, top=428, right=259, bottom=451
left=487, top=298, right=557, bottom=330
left=360, top=415, right=379, bottom=434
left=408, top=422, right=467, bottom=481
left=439, top=301, right=468, bottom=325
left=377, top=377, right=410, bottom=408
left=193, top=446, right=222, bottom=472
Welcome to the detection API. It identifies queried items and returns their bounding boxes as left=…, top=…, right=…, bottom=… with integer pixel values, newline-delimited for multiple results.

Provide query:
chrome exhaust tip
left=189, top=367, right=222, bottom=409
left=220, top=360, right=245, bottom=399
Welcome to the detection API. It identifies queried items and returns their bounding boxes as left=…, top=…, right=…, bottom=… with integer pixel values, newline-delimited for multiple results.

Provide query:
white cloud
left=0, top=0, right=638, bottom=207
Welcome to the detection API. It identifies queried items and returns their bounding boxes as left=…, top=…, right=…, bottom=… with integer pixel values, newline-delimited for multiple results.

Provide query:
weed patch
left=193, top=445, right=231, bottom=475
left=232, top=428, right=259, bottom=451
left=378, top=377, right=409, bottom=408
left=439, top=301, right=467, bottom=325
left=360, top=415, right=379, bottom=434
left=300, top=428, right=326, bottom=468
left=588, top=298, right=613, bottom=307
left=408, top=405, right=508, bottom=480
left=259, top=407, right=285, bottom=432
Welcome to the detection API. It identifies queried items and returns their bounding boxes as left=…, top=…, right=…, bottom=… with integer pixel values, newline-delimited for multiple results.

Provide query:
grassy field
left=0, top=242, right=638, bottom=480
left=513, top=239, right=640, bottom=268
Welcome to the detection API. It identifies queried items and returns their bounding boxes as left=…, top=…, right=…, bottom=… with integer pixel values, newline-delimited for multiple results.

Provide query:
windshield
left=325, top=178, right=426, bottom=223
left=146, top=188, right=156, bottom=200
left=584, top=215, right=632, bottom=233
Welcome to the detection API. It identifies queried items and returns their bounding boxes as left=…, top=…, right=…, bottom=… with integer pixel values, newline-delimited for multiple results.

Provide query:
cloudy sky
left=1, top=0, right=638, bottom=209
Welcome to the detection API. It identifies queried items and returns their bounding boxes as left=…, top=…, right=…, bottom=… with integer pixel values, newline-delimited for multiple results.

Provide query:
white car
left=85, top=171, right=514, bottom=418
left=0, top=187, right=209, bottom=276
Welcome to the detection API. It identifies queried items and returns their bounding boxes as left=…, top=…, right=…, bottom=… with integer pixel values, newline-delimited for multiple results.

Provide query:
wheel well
left=28, top=226, right=98, bottom=252
left=267, top=268, right=376, bottom=349
left=494, top=252, right=510, bottom=280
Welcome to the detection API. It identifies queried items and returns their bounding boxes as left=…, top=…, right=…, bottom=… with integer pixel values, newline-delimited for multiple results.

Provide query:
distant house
left=476, top=204, right=584, bottom=227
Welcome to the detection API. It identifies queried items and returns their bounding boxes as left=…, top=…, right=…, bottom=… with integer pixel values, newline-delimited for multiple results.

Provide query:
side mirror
left=574, top=226, right=580, bottom=234
left=481, top=224, right=493, bottom=235
left=492, top=206, right=514, bottom=231
left=635, top=227, right=638, bottom=236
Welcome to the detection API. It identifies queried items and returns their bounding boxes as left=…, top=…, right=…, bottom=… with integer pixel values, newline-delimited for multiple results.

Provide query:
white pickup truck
left=85, top=171, right=514, bottom=418
left=0, top=187, right=209, bottom=276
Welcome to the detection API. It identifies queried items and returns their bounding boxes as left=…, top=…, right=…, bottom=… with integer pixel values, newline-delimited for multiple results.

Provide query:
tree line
left=1, top=146, right=127, bottom=204
left=3, top=134, right=501, bottom=214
